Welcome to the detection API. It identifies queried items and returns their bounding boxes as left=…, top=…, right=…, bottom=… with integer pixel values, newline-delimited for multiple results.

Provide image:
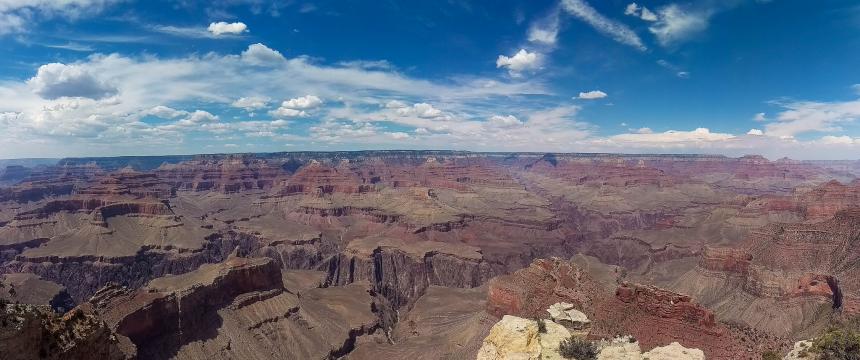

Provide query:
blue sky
left=1, top=0, right=859, bottom=159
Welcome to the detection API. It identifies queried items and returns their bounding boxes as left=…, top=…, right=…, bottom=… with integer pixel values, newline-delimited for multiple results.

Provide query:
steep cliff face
left=737, top=180, right=860, bottom=222
left=325, top=238, right=494, bottom=308
left=76, top=171, right=174, bottom=199
left=669, top=209, right=860, bottom=338
left=2, top=231, right=256, bottom=302
left=0, top=165, right=32, bottom=185
left=156, top=157, right=285, bottom=194
left=525, top=156, right=678, bottom=187
left=614, top=282, right=716, bottom=327
left=86, top=256, right=386, bottom=359
left=91, top=256, right=283, bottom=347
left=696, top=246, right=839, bottom=301
left=0, top=164, right=106, bottom=203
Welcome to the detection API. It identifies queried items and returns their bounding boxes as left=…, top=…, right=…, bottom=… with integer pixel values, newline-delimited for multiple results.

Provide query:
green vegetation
left=558, top=336, right=598, bottom=360
left=536, top=318, right=547, bottom=333
left=811, top=327, right=860, bottom=360
left=761, top=350, right=781, bottom=360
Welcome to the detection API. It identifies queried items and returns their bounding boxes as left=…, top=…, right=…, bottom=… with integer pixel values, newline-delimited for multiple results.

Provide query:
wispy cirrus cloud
left=624, top=3, right=658, bottom=22
left=527, top=9, right=561, bottom=46
left=648, top=4, right=713, bottom=47
left=560, top=0, right=647, bottom=51
left=0, top=0, right=121, bottom=35
left=763, top=97, right=860, bottom=137
left=150, top=21, right=248, bottom=39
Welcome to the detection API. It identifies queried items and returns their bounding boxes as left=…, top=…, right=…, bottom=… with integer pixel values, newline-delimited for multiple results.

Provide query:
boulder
left=477, top=315, right=541, bottom=360
left=547, top=302, right=591, bottom=330
left=476, top=315, right=578, bottom=360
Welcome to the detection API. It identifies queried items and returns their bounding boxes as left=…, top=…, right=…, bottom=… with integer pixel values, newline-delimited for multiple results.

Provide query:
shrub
left=558, top=336, right=598, bottom=360
left=536, top=318, right=547, bottom=333
left=761, top=350, right=781, bottom=360
left=811, top=328, right=860, bottom=360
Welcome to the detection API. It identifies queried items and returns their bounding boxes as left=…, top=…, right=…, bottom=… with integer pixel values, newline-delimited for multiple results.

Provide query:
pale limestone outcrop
left=547, top=302, right=591, bottom=330
left=641, top=342, right=705, bottom=360
left=477, top=315, right=541, bottom=360
left=539, top=320, right=573, bottom=360
left=476, top=315, right=575, bottom=360
left=478, top=308, right=707, bottom=360
left=783, top=340, right=815, bottom=360
left=596, top=337, right=704, bottom=360
left=596, top=337, right=642, bottom=360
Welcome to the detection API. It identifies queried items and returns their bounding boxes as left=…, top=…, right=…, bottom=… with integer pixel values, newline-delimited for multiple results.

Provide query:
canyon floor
left=0, top=151, right=858, bottom=359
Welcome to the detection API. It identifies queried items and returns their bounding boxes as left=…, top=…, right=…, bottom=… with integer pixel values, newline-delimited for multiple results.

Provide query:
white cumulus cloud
left=269, top=108, right=307, bottom=118
left=387, top=132, right=410, bottom=140
left=241, top=43, right=286, bottom=65
left=488, top=115, right=523, bottom=128
left=231, top=96, right=269, bottom=111
left=818, top=135, right=856, bottom=145
left=269, top=95, right=322, bottom=118
left=281, top=95, right=323, bottom=109
left=28, top=63, right=117, bottom=100
left=396, top=103, right=444, bottom=118
left=496, top=49, right=541, bottom=76
left=577, top=90, right=608, bottom=100
left=610, top=127, right=734, bottom=144
left=207, top=21, right=248, bottom=36
left=144, top=105, right=187, bottom=119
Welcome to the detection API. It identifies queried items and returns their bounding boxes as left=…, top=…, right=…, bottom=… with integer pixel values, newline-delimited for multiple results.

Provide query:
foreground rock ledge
left=477, top=312, right=706, bottom=360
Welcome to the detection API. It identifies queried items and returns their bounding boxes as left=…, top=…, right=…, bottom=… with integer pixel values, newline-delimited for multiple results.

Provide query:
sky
left=1, top=0, right=860, bottom=160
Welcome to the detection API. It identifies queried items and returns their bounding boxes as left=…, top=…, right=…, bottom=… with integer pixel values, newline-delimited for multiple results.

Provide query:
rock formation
left=487, top=257, right=789, bottom=359
left=476, top=306, right=706, bottom=360
left=0, top=151, right=856, bottom=359
left=83, top=255, right=387, bottom=359
left=674, top=208, right=860, bottom=337
left=0, top=303, right=134, bottom=360
left=547, top=302, right=591, bottom=330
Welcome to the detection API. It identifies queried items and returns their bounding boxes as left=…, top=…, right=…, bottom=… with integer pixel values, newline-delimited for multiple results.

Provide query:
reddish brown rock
left=486, top=257, right=788, bottom=359
left=614, top=282, right=716, bottom=327
left=156, top=156, right=284, bottom=193
left=486, top=257, right=603, bottom=319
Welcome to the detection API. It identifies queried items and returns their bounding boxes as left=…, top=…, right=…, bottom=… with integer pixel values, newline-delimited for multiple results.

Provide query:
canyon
left=0, top=151, right=858, bottom=359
